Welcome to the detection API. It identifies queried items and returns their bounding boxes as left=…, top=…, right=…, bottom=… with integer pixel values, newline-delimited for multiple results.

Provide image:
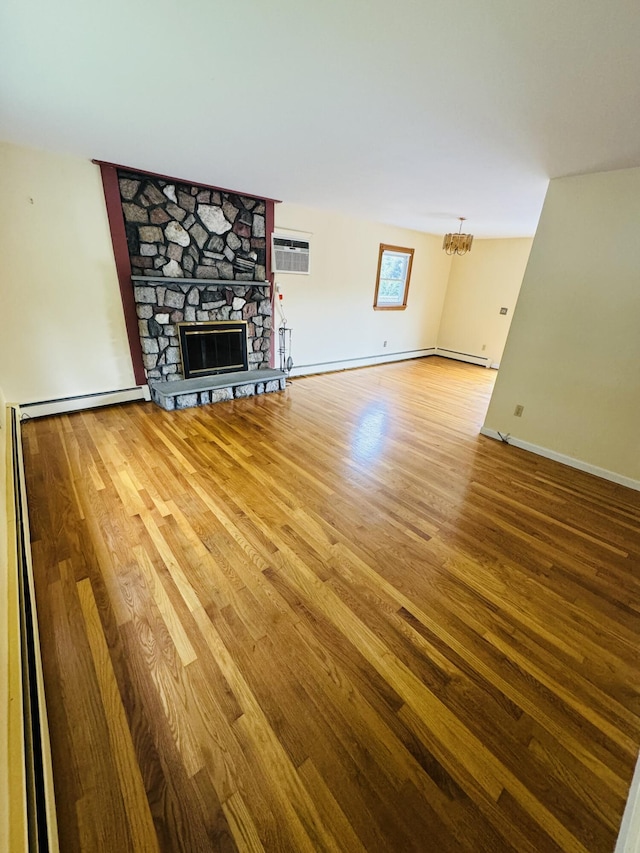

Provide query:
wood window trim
left=373, top=243, right=414, bottom=310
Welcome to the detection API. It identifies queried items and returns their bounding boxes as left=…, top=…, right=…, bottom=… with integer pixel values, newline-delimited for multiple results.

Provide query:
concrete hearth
left=149, top=369, right=287, bottom=411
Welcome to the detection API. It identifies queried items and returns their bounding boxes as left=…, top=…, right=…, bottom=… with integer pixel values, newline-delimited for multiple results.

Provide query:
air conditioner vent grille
left=273, top=235, right=310, bottom=274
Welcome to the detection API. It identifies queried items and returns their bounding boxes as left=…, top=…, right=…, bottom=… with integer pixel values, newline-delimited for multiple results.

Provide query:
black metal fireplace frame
left=178, top=321, right=249, bottom=380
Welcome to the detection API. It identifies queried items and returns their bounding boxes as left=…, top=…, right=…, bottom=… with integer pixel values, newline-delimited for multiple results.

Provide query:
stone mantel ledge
left=131, top=275, right=271, bottom=287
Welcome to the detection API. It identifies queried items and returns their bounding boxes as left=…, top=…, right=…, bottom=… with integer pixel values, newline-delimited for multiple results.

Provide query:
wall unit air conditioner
left=272, top=232, right=311, bottom=275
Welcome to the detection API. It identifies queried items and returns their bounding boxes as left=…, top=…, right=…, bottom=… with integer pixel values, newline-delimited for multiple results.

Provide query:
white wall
left=437, top=238, right=532, bottom=367
left=274, top=203, right=452, bottom=374
left=484, top=167, right=640, bottom=484
left=0, top=142, right=135, bottom=405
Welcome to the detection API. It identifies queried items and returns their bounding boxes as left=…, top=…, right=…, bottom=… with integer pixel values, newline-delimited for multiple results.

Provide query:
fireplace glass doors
left=178, top=321, right=249, bottom=379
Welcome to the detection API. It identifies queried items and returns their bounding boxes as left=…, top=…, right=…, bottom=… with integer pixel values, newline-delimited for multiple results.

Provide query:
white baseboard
left=289, top=348, right=435, bottom=378
left=480, top=427, right=640, bottom=492
left=616, top=751, right=640, bottom=852
left=435, top=348, right=492, bottom=368
left=19, top=386, right=150, bottom=419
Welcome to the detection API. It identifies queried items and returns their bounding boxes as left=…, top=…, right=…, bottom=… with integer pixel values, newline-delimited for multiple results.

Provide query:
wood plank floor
left=22, top=356, right=640, bottom=852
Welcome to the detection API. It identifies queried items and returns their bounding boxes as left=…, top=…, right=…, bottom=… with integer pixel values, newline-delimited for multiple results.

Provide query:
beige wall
left=1, top=391, right=28, bottom=853
left=0, top=142, right=135, bottom=404
left=274, top=203, right=452, bottom=373
left=484, top=167, right=640, bottom=482
left=0, top=400, right=6, bottom=633
left=1, top=143, right=535, bottom=399
left=0, top=390, right=7, bottom=853
left=437, top=238, right=532, bottom=367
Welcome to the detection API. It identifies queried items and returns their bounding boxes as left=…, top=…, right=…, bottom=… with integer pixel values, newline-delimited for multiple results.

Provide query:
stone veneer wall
left=134, top=283, right=271, bottom=381
left=115, top=169, right=272, bottom=383
left=118, top=171, right=267, bottom=281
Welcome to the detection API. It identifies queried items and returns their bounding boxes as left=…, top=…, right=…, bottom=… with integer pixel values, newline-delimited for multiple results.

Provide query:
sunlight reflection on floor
left=351, top=403, right=389, bottom=463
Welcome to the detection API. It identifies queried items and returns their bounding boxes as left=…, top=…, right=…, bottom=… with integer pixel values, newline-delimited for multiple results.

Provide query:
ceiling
left=2, top=0, right=640, bottom=238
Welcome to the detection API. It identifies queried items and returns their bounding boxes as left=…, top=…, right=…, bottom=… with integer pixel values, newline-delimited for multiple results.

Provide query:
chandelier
left=443, top=217, right=473, bottom=255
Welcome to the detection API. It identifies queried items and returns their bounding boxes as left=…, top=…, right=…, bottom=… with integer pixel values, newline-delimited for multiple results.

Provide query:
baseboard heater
left=435, top=348, right=492, bottom=368
left=289, top=348, right=435, bottom=377
left=19, top=385, right=150, bottom=419
left=7, top=407, right=59, bottom=850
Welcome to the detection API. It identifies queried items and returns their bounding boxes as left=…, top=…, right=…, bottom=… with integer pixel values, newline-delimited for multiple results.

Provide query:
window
left=373, top=244, right=414, bottom=310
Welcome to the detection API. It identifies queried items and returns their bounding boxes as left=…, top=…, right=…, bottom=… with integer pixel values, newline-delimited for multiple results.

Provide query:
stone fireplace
left=133, top=281, right=271, bottom=382
left=115, top=169, right=273, bottom=385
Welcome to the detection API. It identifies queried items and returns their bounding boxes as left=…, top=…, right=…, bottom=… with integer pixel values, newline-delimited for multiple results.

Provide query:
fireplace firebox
left=178, top=321, right=249, bottom=380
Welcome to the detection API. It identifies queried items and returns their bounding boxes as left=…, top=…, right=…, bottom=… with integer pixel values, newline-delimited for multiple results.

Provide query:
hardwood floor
left=22, top=356, right=640, bottom=852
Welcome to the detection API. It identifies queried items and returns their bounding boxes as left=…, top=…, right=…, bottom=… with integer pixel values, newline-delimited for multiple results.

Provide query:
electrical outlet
left=383, top=340, right=388, bottom=348
left=500, top=307, right=508, bottom=315
left=514, top=404, right=524, bottom=417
